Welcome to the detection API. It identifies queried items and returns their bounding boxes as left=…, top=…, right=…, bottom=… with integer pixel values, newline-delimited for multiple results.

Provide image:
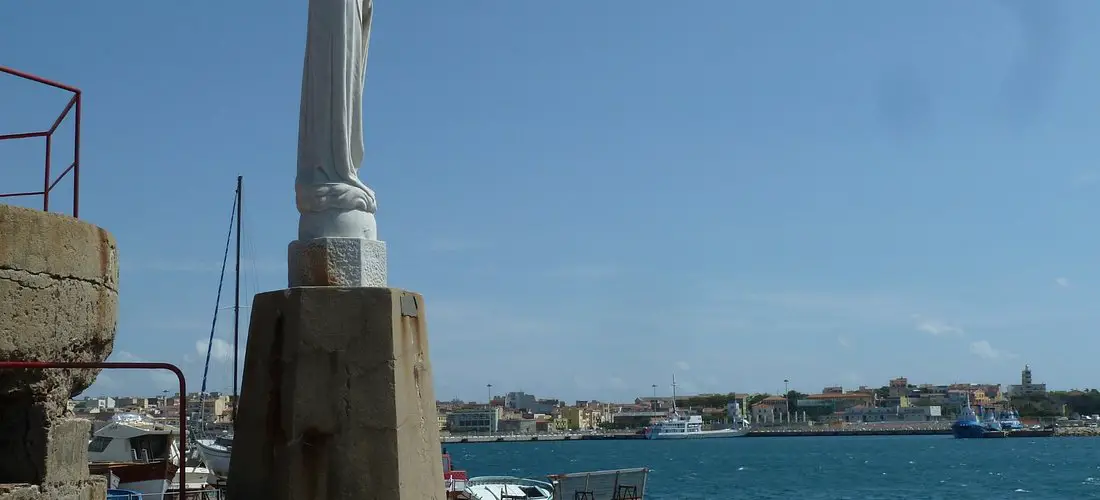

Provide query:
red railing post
left=73, top=93, right=81, bottom=218
left=0, top=66, right=82, bottom=217
left=43, top=135, right=52, bottom=212
left=0, top=361, right=188, bottom=497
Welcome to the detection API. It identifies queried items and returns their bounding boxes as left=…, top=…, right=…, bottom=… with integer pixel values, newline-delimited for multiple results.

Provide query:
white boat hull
left=465, top=477, right=553, bottom=500
left=646, top=427, right=749, bottom=439
left=194, top=440, right=232, bottom=477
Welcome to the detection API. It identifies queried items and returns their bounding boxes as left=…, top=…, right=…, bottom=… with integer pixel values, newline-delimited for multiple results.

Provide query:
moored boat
left=463, top=468, right=649, bottom=500
left=194, top=434, right=232, bottom=478
left=644, top=375, right=749, bottom=440
left=950, top=397, right=985, bottom=439
left=464, top=477, right=553, bottom=500
left=88, top=413, right=181, bottom=496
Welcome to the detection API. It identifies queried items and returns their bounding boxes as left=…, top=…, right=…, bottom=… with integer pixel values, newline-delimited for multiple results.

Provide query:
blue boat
left=951, top=397, right=987, bottom=439
left=998, top=408, right=1025, bottom=431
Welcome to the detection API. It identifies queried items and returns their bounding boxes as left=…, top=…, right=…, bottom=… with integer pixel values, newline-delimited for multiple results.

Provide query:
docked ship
left=950, top=397, right=987, bottom=439
left=998, top=408, right=1025, bottom=431
left=644, top=376, right=750, bottom=440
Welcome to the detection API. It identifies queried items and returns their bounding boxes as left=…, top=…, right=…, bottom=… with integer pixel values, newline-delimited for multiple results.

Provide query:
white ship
left=644, top=376, right=750, bottom=440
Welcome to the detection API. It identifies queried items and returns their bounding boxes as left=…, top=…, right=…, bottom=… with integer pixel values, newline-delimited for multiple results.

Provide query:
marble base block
left=288, top=237, right=387, bottom=287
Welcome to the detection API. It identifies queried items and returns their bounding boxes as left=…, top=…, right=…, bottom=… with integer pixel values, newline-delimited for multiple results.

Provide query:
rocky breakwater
left=0, top=204, right=118, bottom=499
left=1054, top=426, right=1100, bottom=437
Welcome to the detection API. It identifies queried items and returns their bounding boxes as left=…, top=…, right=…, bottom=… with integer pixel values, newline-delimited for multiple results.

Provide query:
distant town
left=72, top=364, right=1100, bottom=435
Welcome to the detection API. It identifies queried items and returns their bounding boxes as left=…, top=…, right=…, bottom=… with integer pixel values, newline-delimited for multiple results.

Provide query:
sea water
left=447, top=435, right=1100, bottom=499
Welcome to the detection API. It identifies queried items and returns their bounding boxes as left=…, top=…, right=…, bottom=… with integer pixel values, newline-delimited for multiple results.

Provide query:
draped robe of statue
left=295, top=0, right=378, bottom=239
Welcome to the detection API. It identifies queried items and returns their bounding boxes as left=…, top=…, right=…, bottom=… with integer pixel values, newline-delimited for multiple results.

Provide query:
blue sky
left=3, top=1, right=1098, bottom=402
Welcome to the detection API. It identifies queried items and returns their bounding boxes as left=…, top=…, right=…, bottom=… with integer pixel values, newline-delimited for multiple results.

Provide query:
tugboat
left=951, top=396, right=987, bottom=439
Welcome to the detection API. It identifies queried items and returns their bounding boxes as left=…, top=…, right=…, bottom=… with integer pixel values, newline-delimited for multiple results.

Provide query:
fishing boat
left=87, top=413, right=181, bottom=496
left=644, top=375, right=749, bottom=440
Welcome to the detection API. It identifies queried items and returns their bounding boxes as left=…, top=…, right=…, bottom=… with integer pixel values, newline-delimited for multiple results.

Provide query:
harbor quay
left=440, top=422, right=1098, bottom=443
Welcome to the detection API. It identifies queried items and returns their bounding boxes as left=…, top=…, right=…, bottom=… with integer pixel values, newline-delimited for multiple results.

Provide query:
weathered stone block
left=288, top=237, right=386, bottom=287
left=0, top=400, right=91, bottom=484
left=0, top=477, right=106, bottom=500
left=0, top=204, right=118, bottom=402
left=228, top=287, right=444, bottom=500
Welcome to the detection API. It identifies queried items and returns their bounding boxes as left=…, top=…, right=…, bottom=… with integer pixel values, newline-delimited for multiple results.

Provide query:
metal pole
left=233, top=176, right=242, bottom=423
left=72, top=94, right=81, bottom=218
left=43, top=135, right=52, bottom=211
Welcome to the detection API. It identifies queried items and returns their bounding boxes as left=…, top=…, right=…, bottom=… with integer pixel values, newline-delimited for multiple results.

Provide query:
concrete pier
left=228, top=287, right=445, bottom=500
left=0, top=205, right=116, bottom=499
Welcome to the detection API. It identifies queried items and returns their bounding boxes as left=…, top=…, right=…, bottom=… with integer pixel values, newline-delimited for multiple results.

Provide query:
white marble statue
left=295, top=0, right=378, bottom=241
left=288, top=0, right=387, bottom=288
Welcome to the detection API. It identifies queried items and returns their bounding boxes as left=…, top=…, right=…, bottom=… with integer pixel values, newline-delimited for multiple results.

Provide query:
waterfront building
left=497, top=418, right=537, bottom=434
left=561, top=407, right=595, bottom=430
left=447, top=408, right=501, bottom=433
left=796, top=392, right=874, bottom=413
left=888, top=377, right=909, bottom=398
left=1008, top=364, right=1048, bottom=397
left=504, top=391, right=558, bottom=414
left=841, top=405, right=940, bottom=423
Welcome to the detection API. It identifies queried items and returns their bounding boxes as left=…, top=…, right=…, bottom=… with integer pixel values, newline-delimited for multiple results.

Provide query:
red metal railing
left=0, top=361, right=187, bottom=497
left=0, top=66, right=82, bottom=217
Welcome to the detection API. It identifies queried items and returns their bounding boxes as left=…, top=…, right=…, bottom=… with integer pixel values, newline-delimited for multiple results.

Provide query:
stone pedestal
left=227, top=287, right=445, bottom=500
left=288, top=237, right=387, bottom=287
left=0, top=204, right=117, bottom=499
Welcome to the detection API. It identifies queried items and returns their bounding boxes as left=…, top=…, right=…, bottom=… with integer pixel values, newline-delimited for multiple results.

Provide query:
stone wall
left=0, top=204, right=118, bottom=498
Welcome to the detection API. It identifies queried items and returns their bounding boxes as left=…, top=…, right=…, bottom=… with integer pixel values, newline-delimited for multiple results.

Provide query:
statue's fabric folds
left=295, top=0, right=376, bottom=216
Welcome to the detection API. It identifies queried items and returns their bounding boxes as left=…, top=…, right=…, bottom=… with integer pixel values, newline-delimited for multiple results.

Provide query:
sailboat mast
left=232, top=175, right=242, bottom=422
left=671, top=374, right=678, bottom=413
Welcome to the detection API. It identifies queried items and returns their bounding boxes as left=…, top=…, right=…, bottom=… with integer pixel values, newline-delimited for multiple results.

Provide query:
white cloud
left=195, top=338, right=236, bottom=364
left=111, top=350, right=138, bottom=361
left=913, top=315, right=964, bottom=336
left=675, top=361, right=691, bottom=372
left=969, top=340, right=1015, bottom=360
left=837, top=336, right=852, bottom=348
left=1055, top=277, right=1070, bottom=288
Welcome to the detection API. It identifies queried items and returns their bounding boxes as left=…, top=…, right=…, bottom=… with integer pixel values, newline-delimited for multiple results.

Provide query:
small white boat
left=465, top=476, right=553, bottom=500
left=465, top=467, right=649, bottom=500
left=194, top=434, right=233, bottom=478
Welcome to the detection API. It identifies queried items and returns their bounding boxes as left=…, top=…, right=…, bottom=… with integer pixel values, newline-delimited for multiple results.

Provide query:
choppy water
left=447, top=435, right=1100, bottom=499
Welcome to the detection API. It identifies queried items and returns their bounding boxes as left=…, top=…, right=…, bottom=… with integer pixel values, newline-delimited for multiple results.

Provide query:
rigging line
left=200, top=186, right=238, bottom=396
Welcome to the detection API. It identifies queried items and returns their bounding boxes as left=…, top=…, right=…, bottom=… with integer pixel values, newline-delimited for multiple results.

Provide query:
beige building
left=561, top=407, right=595, bottom=430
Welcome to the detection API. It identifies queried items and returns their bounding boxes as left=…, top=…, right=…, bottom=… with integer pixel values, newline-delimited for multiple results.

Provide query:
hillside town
left=72, top=364, right=1100, bottom=435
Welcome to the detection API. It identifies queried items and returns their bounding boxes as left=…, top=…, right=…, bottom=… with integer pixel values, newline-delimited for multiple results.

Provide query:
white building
left=1007, top=365, right=1047, bottom=397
